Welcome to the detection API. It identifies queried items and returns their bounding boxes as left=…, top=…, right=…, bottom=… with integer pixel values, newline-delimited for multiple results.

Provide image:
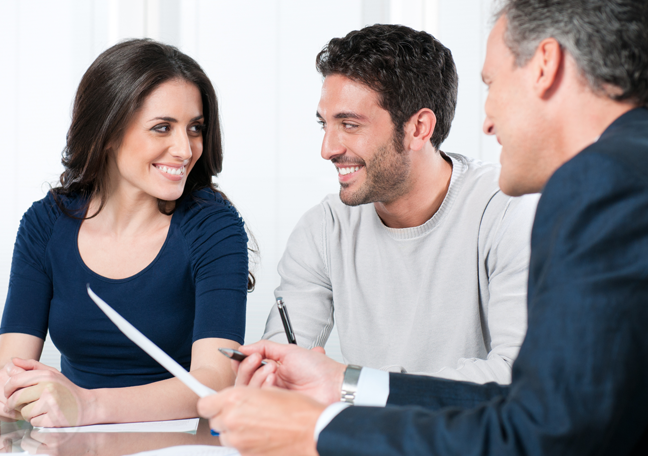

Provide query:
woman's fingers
left=6, top=383, right=45, bottom=413
left=4, top=368, right=58, bottom=402
left=10, top=358, right=57, bottom=373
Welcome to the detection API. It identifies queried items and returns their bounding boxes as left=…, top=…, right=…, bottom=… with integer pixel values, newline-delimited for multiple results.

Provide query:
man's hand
left=4, top=358, right=92, bottom=427
left=233, top=341, right=346, bottom=405
left=198, top=386, right=325, bottom=456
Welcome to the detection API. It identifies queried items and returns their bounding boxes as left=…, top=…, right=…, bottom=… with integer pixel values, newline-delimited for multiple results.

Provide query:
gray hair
left=496, top=0, right=648, bottom=106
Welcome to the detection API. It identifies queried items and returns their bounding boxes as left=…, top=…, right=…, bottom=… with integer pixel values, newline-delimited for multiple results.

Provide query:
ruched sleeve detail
left=178, top=189, right=248, bottom=345
left=1, top=192, right=63, bottom=339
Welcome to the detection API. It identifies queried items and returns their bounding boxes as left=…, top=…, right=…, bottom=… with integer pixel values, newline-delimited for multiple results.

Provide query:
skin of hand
left=1, top=338, right=237, bottom=427
left=233, top=341, right=347, bottom=405
left=0, top=361, right=27, bottom=422
left=4, top=358, right=90, bottom=428
left=197, top=386, right=325, bottom=456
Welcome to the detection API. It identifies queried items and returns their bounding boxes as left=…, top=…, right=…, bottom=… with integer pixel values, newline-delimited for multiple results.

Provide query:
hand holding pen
left=227, top=340, right=344, bottom=405
left=219, top=297, right=297, bottom=370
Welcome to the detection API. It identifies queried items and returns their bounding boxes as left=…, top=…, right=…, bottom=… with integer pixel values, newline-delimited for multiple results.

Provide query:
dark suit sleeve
left=318, top=149, right=648, bottom=456
left=387, top=372, right=507, bottom=409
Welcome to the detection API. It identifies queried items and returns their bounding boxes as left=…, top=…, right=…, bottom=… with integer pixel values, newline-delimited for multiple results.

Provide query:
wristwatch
left=340, top=364, right=362, bottom=404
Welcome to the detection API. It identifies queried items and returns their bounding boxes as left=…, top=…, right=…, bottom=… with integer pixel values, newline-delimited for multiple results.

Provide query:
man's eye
left=343, top=123, right=357, bottom=130
left=317, top=121, right=326, bottom=130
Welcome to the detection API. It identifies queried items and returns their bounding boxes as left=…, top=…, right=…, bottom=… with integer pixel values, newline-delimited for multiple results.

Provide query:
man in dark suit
left=198, top=0, right=648, bottom=454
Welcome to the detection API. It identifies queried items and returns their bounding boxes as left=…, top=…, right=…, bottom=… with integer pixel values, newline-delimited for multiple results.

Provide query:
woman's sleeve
left=183, top=196, right=248, bottom=345
left=1, top=195, right=58, bottom=339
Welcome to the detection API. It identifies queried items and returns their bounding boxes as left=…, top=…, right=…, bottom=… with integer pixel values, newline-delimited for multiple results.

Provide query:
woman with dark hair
left=0, top=39, right=252, bottom=427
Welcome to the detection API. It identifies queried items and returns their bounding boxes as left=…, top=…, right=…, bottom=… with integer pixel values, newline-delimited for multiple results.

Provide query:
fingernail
left=210, top=429, right=220, bottom=436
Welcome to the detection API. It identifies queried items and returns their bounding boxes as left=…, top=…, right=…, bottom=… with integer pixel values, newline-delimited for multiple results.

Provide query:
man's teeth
left=338, top=166, right=361, bottom=176
left=155, top=165, right=185, bottom=175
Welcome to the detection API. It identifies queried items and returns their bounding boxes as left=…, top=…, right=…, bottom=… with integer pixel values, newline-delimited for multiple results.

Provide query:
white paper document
left=87, top=286, right=216, bottom=398
left=126, top=445, right=240, bottom=456
left=35, top=417, right=199, bottom=433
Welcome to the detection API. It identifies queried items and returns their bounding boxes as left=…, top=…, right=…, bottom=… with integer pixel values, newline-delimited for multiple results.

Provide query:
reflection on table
left=0, top=418, right=238, bottom=455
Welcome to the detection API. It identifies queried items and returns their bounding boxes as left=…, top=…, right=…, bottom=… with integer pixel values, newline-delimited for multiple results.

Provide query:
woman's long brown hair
left=53, top=39, right=255, bottom=290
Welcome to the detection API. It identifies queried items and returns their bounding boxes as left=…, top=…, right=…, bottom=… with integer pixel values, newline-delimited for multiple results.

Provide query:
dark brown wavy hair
left=53, top=38, right=255, bottom=290
left=316, top=24, right=458, bottom=150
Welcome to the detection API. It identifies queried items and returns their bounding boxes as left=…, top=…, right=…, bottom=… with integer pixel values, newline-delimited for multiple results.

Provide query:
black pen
left=218, top=347, right=267, bottom=365
left=276, top=296, right=297, bottom=344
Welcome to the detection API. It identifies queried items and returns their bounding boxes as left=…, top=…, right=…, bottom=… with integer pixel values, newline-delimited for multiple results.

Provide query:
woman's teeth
left=155, top=164, right=185, bottom=175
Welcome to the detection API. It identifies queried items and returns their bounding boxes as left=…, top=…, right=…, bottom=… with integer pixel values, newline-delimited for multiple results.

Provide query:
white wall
left=0, top=0, right=499, bottom=369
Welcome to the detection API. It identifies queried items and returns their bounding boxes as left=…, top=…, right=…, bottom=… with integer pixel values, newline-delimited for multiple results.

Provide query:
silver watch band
left=340, top=364, right=362, bottom=404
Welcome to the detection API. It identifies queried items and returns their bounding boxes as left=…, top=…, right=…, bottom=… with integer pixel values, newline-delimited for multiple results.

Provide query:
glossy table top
left=0, top=418, right=237, bottom=455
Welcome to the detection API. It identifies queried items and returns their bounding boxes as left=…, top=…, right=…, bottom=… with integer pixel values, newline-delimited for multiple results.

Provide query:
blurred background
left=0, top=0, right=499, bottom=368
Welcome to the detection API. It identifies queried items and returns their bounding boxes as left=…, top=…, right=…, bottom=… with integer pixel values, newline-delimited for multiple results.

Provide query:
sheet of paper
left=126, top=445, right=240, bottom=456
left=4, top=453, right=49, bottom=456
left=35, top=417, right=199, bottom=434
left=87, top=286, right=216, bottom=398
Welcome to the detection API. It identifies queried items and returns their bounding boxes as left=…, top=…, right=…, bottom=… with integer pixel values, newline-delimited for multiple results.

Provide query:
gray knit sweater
left=264, top=153, right=538, bottom=384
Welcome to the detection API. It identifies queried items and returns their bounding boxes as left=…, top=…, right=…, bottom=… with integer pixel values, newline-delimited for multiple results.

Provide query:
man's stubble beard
left=339, top=134, right=411, bottom=207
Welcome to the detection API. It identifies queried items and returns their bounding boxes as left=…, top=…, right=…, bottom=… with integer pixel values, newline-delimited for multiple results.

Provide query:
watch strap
left=340, top=364, right=362, bottom=404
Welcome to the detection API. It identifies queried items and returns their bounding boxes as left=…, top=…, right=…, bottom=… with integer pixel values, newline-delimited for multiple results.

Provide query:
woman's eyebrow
left=149, top=115, right=205, bottom=122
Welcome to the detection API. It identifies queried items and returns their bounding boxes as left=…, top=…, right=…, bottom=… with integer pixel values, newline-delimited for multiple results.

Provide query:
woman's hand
left=4, top=359, right=94, bottom=428
left=0, top=361, right=27, bottom=422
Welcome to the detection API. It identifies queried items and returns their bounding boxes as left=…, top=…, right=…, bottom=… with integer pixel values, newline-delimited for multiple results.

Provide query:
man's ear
left=532, top=37, right=563, bottom=99
left=404, top=108, right=437, bottom=152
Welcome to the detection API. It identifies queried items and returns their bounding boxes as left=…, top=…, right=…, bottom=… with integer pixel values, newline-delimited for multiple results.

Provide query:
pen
left=276, top=296, right=297, bottom=345
left=218, top=347, right=267, bottom=365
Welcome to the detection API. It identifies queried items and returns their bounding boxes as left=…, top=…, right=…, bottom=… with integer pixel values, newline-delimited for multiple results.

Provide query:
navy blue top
left=1, top=188, right=248, bottom=389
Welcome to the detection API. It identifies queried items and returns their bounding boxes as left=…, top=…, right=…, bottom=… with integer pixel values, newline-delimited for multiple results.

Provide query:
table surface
left=0, top=418, right=237, bottom=455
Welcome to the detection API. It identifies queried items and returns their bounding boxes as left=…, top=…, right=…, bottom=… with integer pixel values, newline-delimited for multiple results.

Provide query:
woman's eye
left=152, top=124, right=170, bottom=133
left=189, top=124, right=205, bottom=135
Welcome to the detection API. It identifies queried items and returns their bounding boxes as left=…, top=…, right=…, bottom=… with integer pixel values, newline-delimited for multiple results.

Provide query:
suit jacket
left=318, top=107, right=648, bottom=456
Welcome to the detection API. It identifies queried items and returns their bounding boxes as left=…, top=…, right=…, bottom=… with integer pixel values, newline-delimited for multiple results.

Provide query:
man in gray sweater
left=263, top=24, right=537, bottom=384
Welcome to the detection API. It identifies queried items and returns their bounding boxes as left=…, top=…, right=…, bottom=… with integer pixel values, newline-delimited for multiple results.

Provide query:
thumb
left=311, top=346, right=326, bottom=355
